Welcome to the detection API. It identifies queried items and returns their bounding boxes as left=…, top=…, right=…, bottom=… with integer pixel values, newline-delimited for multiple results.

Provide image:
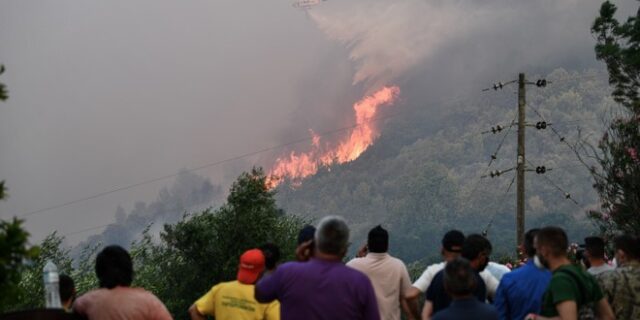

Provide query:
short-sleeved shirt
left=587, top=263, right=614, bottom=276
left=540, top=264, right=604, bottom=317
left=493, top=260, right=551, bottom=320
left=73, top=286, right=172, bottom=320
left=347, top=252, right=412, bottom=320
left=432, top=297, right=499, bottom=320
left=255, top=258, right=380, bottom=320
left=413, top=262, right=499, bottom=298
left=426, top=269, right=487, bottom=315
left=194, top=280, right=279, bottom=320
left=597, top=261, right=640, bottom=319
left=413, top=262, right=445, bottom=292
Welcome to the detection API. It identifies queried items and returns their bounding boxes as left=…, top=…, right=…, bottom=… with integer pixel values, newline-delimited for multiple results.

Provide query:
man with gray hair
left=255, top=216, right=380, bottom=320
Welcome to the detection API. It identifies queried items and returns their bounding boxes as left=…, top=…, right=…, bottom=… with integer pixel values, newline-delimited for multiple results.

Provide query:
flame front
left=268, top=86, right=400, bottom=187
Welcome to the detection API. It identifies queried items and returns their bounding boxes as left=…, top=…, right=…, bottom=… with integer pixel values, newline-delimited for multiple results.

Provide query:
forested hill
left=276, top=68, right=613, bottom=262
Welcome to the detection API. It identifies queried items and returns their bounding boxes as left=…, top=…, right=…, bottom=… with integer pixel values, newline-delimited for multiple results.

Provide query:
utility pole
left=516, top=73, right=526, bottom=246
left=483, top=74, right=567, bottom=252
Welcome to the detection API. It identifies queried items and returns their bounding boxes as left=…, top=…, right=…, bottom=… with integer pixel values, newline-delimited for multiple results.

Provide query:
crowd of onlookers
left=56, top=215, right=639, bottom=320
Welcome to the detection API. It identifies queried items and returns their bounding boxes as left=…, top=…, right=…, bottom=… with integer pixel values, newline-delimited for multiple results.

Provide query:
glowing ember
left=268, top=86, right=400, bottom=187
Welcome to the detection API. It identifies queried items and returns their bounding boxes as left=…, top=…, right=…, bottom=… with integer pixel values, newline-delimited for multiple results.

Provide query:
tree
left=0, top=64, right=40, bottom=312
left=8, top=233, right=72, bottom=311
left=141, top=167, right=303, bottom=319
left=0, top=219, right=39, bottom=311
left=588, top=1, right=640, bottom=237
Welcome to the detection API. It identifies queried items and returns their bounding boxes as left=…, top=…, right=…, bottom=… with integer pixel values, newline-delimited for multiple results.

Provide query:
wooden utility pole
left=516, top=73, right=526, bottom=247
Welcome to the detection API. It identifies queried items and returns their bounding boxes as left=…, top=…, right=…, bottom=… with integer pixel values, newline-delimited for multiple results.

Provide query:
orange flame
left=268, top=86, right=400, bottom=187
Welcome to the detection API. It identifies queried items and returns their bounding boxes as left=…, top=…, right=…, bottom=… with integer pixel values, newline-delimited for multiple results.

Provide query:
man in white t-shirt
left=584, top=236, right=615, bottom=276
left=405, top=231, right=499, bottom=312
left=347, top=225, right=418, bottom=320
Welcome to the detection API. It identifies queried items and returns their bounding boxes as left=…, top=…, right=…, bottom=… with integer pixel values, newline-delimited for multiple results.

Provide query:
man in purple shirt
left=255, top=216, right=380, bottom=320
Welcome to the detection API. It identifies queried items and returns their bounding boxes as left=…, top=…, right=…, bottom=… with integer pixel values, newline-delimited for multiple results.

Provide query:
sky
left=0, top=0, right=635, bottom=243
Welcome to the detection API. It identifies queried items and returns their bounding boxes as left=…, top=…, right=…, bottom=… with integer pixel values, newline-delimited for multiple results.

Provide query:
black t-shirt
left=425, top=269, right=487, bottom=315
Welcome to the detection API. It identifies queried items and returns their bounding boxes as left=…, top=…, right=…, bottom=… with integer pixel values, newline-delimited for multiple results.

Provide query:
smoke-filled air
left=2, top=0, right=640, bottom=317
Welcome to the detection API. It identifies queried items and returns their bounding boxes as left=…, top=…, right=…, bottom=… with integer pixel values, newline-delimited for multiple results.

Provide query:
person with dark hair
left=524, top=226, right=614, bottom=320
left=422, top=234, right=494, bottom=319
left=73, top=245, right=172, bottom=320
left=260, top=243, right=281, bottom=276
left=408, top=230, right=466, bottom=301
left=347, top=225, right=418, bottom=320
left=493, top=229, right=551, bottom=320
left=597, top=234, right=640, bottom=319
left=432, top=258, right=499, bottom=320
left=59, top=274, right=75, bottom=312
left=189, top=249, right=278, bottom=320
left=295, top=225, right=316, bottom=262
left=256, top=216, right=380, bottom=320
left=583, top=236, right=614, bottom=275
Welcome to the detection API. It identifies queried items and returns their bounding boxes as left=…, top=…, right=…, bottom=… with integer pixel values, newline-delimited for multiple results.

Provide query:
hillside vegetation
left=277, top=68, right=613, bottom=261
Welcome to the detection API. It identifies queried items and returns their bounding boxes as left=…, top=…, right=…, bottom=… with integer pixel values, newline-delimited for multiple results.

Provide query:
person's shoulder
left=341, top=263, right=374, bottom=283
left=388, top=255, right=409, bottom=267
left=428, top=262, right=445, bottom=270
left=346, top=257, right=366, bottom=268
left=477, top=302, right=500, bottom=318
left=74, top=288, right=106, bottom=305
left=273, top=260, right=306, bottom=274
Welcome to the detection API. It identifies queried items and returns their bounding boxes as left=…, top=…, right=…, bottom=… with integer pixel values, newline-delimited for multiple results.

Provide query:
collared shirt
left=347, top=252, right=412, bottom=320
left=493, top=260, right=551, bottom=320
left=597, top=261, right=640, bottom=319
left=194, top=280, right=279, bottom=320
left=255, top=258, right=380, bottom=320
left=432, top=297, right=499, bottom=320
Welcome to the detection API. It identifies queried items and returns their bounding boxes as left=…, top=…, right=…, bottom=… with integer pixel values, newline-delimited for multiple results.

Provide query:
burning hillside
left=267, top=86, right=400, bottom=187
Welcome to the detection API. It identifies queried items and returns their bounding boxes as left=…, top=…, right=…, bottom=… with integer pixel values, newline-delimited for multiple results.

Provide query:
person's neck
left=315, top=251, right=343, bottom=262
left=589, top=258, right=606, bottom=268
left=548, top=256, right=571, bottom=271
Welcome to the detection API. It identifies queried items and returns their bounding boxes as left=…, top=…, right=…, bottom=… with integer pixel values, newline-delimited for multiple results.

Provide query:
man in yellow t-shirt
left=188, top=249, right=280, bottom=320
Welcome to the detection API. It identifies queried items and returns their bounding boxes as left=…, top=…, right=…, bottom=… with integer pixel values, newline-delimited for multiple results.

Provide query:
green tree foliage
left=0, top=219, right=39, bottom=311
left=150, top=167, right=302, bottom=319
left=588, top=1, right=640, bottom=237
left=10, top=233, right=72, bottom=310
left=5, top=168, right=301, bottom=317
left=278, top=68, right=609, bottom=260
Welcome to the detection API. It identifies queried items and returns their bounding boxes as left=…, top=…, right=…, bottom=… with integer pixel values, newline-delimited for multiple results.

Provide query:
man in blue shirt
left=493, top=229, right=551, bottom=320
left=432, top=258, right=498, bottom=320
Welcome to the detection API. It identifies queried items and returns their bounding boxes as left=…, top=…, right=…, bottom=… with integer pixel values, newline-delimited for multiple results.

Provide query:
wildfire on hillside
left=267, top=85, right=400, bottom=187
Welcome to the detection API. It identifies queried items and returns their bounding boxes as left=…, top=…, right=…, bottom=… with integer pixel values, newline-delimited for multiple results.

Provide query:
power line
left=19, top=111, right=404, bottom=218
left=482, top=173, right=516, bottom=236
left=526, top=158, right=579, bottom=206
left=18, top=86, right=500, bottom=220
left=63, top=223, right=115, bottom=237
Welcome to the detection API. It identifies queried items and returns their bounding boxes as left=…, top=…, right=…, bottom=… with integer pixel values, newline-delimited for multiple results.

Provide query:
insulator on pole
left=536, top=79, right=547, bottom=87
left=535, top=121, right=547, bottom=129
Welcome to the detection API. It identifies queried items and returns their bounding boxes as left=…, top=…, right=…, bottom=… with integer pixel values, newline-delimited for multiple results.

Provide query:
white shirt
left=411, top=261, right=499, bottom=298
left=588, top=263, right=615, bottom=275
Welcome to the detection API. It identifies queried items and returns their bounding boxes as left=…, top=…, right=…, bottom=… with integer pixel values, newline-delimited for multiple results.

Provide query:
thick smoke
left=307, top=0, right=614, bottom=92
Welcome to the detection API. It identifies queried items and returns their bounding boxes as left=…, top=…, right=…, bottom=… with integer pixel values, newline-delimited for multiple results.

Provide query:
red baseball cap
left=237, top=249, right=265, bottom=284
